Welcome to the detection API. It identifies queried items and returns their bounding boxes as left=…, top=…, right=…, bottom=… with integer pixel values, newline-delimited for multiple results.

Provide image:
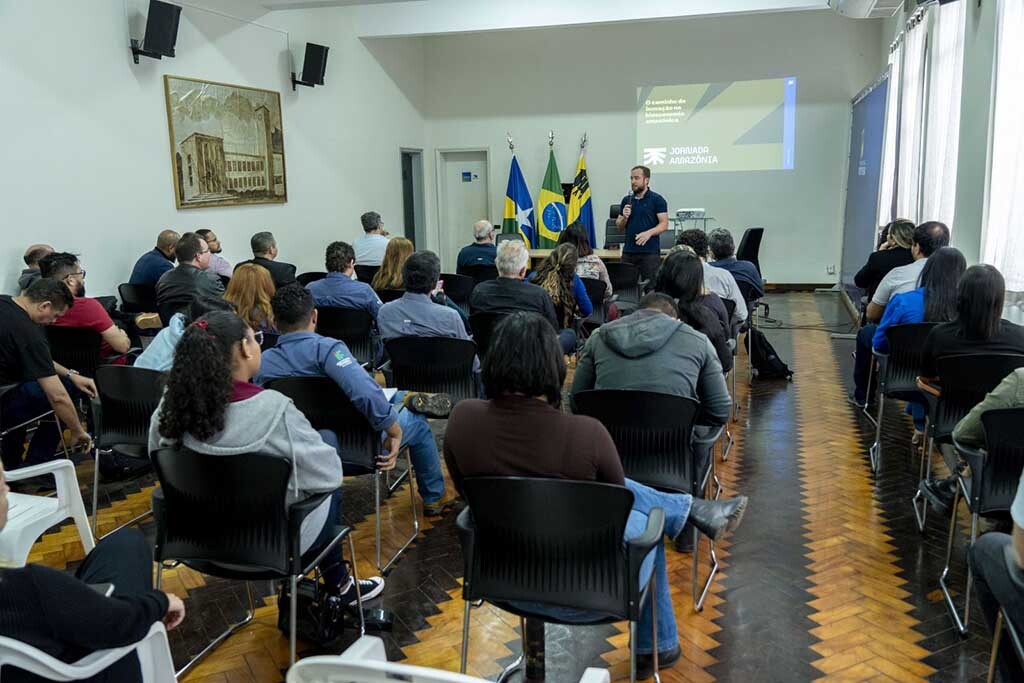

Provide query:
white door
left=438, top=151, right=489, bottom=272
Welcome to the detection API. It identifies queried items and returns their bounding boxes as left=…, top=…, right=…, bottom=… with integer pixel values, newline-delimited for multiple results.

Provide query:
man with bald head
left=129, top=229, right=179, bottom=286
left=456, top=219, right=497, bottom=270
left=18, top=244, right=53, bottom=292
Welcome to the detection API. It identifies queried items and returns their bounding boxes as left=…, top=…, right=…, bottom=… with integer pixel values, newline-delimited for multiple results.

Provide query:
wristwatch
left=66, top=369, right=80, bottom=378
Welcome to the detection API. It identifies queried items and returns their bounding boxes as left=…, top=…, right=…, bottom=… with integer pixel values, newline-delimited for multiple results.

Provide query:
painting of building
left=164, top=76, right=287, bottom=209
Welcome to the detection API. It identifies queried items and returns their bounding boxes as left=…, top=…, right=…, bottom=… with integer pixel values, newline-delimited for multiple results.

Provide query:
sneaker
left=134, top=313, right=162, bottom=330
left=919, top=477, right=958, bottom=514
left=404, top=392, right=453, bottom=419
left=635, top=643, right=681, bottom=679
left=338, top=576, right=385, bottom=608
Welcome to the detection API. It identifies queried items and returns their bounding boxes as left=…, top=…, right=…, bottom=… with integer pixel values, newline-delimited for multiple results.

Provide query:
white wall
left=421, top=11, right=885, bottom=283
left=0, top=0, right=427, bottom=296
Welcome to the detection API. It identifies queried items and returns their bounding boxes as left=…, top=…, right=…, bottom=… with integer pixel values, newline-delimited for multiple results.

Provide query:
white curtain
left=920, top=0, right=966, bottom=228
left=877, top=43, right=902, bottom=227
left=983, top=0, right=1024, bottom=310
left=895, top=13, right=928, bottom=223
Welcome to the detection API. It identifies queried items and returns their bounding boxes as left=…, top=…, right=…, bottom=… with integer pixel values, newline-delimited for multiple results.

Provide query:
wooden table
left=528, top=248, right=671, bottom=264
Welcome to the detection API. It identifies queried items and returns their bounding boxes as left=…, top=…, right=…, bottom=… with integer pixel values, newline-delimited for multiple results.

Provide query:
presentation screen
left=636, top=77, right=797, bottom=173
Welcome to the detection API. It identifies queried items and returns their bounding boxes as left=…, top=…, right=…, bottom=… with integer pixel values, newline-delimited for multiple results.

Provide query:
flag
left=536, top=149, right=566, bottom=248
left=502, top=155, right=535, bottom=247
left=567, top=152, right=596, bottom=248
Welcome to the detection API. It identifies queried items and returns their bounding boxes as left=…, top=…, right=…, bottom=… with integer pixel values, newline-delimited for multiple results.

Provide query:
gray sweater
left=570, top=308, right=732, bottom=424
left=149, top=389, right=343, bottom=550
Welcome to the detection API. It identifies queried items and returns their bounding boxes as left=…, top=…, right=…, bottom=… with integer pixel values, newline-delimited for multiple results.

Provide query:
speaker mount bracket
left=290, top=72, right=318, bottom=91
left=131, top=39, right=168, bottom=64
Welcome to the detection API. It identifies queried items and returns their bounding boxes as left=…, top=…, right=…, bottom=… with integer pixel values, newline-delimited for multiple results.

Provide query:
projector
left=676, top=209, right=706, bottom=221
left=828, top=0, right=902, bottom=19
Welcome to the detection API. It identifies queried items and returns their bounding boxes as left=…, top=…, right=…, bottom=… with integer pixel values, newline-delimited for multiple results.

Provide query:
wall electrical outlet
left=826, top=264, right=836, bottom=275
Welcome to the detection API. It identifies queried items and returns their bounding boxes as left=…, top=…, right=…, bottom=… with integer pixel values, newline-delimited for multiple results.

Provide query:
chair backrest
left=118, top=283, right=157, bottom=314
left=296, top=271, right=327, bottom=287
left=157, top=301, right=185, bottom=328
left=972, top=408, right=1024, bottom=516
left=260, top=331, right=280, bottom=350
left=580, top=277, right=607, bottom=309
left=932, top=354, right=1024, bottom=440
left=457, top=264, right=499, bottom=285
left=151, top=447, right=293, bottom=575
left=604, top=220, right=624, bottom=249
left=609, top=204, right=621, bottom=220
left=44, top=327, right=102, bottom=378
left=94, top=365, right=165, bottom=450
left=495, top=233, right=525, bottom=248
left=385, top=337, right=478, bottom=403
left=265, top=376, right=378, bottom=474
left=440, top=273, right=474, bottom=309
left=315, top=306, right=376, bottom=365
left=468, top=312, right=505, bottom=359
left=461, top=477, right=635, bottom=616
left=736, top=228, right=764, bottom=277
left=572, top=389, right=702, bottom=494
left=880, top=323, right=938, bottom=398
left=605, top=262, right=641, bottom=302
left=376, top=288, right=405, bottom=304
left=354, top=264, right=380, bottom=284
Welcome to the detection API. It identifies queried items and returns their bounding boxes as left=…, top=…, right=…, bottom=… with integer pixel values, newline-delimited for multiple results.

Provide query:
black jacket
left=235, top=257, right=296, bottom=289
left=854, top=247, right=914, bottom=300
left=156, top=264, right=225, bottom=314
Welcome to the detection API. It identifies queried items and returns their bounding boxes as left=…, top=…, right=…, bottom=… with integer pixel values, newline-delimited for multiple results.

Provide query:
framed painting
left=163, top=75, right=288, bottom=209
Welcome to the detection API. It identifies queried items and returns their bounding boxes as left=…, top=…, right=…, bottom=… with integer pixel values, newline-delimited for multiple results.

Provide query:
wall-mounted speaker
left=131, top=0, right=181, bottom=63
left=292, top=43, right=330, bottom=91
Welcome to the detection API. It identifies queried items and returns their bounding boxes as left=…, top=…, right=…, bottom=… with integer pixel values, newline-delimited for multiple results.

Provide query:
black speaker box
left=143, top=0, right=181, bottom=57
left=301, top=43, right=329, bottom=85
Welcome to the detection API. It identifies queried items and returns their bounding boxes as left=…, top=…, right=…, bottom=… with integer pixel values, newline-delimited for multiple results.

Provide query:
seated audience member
left=0, top=279, right=95, bottom=471
left=675, top=229, right=746, bottom=326
left=653, top=250, right=732, bottom=373
left=149, top=311, right=383, bottom=610
left=0, top=471, right=186, bottom=683
left=916, top=265, right=1024, bottom=511
left=256, top=285, right=455, bottom=516
left=849, top=247, right=965, bottom=408
left=457, top=220, right=498, bottom=270
left=155, top=232, right=225, bottom=317
left=224, top=263, right=277, bottom=333
left=129, top=230, right=179, bottom=286
left=195, top=229, right=232, bottom=279
left=40, top=252, right=131, bottom=360
left=866, top=221, right=950, bottom=323
left=955, top=368, right=1024, bottom=448
left=135, top=296, right=235, bottom=373
left=559, top=221, right=613, bottom=293
left=354, top=211, right=391, bottom=267
left=235, top=231, right=296, bottom=289
left=854, top=219, right=916, bottom=303
left=571, top=292, right=731, bottom=422
left=306, top=241, right=383, bottom=318
left=470, top=239, right=561, bottom=341
left=371, top=237, right=414, bottom=291
left=707, top=228, right=764, bottom=300
left=443, top=311, right=748, bottom=678
left=528, top=244, right=593, bottom=354
left=18, top=244, right=53, bottom=292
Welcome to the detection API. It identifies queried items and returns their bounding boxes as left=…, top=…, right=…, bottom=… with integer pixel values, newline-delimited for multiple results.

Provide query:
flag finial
left=580, top=132, right=587, bottom=151
left=548, top=130, right=554, bottom=148
left=507, top=132, right=515, bottom=152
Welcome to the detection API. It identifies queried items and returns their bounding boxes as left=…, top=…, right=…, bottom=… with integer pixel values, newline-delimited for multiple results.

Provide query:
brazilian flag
left=501, top=155, right=535, bottom=246
left=567, top=153, right=596, bottom=248
left=536, top=150, right=566, bottom=248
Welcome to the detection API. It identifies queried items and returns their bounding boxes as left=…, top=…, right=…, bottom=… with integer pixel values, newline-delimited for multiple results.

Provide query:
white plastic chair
left=0, top=458, right=94, bottom=567
left=287, top=635, right=609, bottom=683
left=0, top=621, right=176, bottom=682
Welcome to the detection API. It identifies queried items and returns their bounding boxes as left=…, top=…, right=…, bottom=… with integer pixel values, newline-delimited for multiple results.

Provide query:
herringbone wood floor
left=24, top=293, right=994, bottom=681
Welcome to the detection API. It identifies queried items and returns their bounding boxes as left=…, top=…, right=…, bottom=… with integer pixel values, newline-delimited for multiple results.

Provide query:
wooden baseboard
left=764, top=283, right=835, bottom=292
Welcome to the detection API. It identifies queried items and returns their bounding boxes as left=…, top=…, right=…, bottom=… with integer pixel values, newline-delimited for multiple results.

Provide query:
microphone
left=624, top=191, right=636, bottom=222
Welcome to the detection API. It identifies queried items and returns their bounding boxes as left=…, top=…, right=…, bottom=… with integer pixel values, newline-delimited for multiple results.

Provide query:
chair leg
left=863, top=361, right=877, bottom=426
left=868, top=394, right=885, bottom=473
left=460, top=600, right=472, bottom=673
left=496, top=617, right=526, bottom=683
left=912, top=430, right=933, bottom=534
left=731, top=361, right=740, bottom=422
left=939, top=483, right=973, bottom=635
left=289, top=575, right=299, bottom=667
left=692, top=526, right=719, bottom=611
left=376, top=450, right=419, bottom=575
left=347, top=534, right=366, bottom=636
left=91, top=447, right=101, bottom=535
left=988, top=611, right=1004, bottom=683
left=650, top=572, right=660, bottom=683
left=629, top=620, right=638, bottom=683
left=176, top=580, right=256, bottom=678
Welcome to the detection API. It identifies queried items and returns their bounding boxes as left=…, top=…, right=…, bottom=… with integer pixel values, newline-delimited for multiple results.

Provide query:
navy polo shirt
left=619, top=189, right=668, bottom=254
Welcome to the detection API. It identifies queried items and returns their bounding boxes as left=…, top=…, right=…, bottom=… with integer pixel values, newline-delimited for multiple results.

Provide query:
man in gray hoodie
left=570, top=292, right=731, bottom=423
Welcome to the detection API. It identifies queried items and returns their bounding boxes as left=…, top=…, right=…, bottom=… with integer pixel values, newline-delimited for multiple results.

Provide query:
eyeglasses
left=66, top=270, right=86, bottom=279
left=252, top=330, right=264, bottom=347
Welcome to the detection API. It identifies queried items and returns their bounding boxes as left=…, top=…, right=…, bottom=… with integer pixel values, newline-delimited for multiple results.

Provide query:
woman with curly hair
left=529, top=243, right=593, bottom=330
left=371, top=237, right=414, bottom=291
left=148, top=310, right=384, bottom=611
left=223, top=263, right=277, bottom=333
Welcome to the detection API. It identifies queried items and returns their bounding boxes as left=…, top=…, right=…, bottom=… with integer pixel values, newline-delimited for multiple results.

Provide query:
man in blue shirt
left=617, top=166, right=669, bottom=281
left=307, top=241, right=383, bottom=318
left=708, top=228, right=765, bottom=300
left=129, top=230, right=178, bottom=286
left=256, top=285, right=454, bottom=516
left=456, top=220, right=497, bottom=270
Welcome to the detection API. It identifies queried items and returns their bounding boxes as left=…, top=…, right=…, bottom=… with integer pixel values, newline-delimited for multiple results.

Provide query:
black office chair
left=572, top=389, right=721, bottom=610
left=736, top=280, right=766, bottom=385
left=989, top=600, right=1024, bottom=682
left=468, top=312, right=504, bottom=360
left=218, top=274, right=231, bottom=289
left=118, top=283, right=157, bottom=314
left=736, top=227, right=764, bottom=278
left=440, top=273, right=474, bottom=315
left=88, top=365, right=165, bottom=535
left=0, top=384, right=68, bottom=468
left=384, top=337, right=477, bottom=404
left=354, top=265, right=380, bottom=284
left=867, top=323, right=937, bottom=477
left=376, top=288, right=405, bottom=304
left=44, top=327, right=104, bottom=378
left=940, top=408, right=1024, bottom=635
left=721, top=298, right=739, bottom=457
left=580, top=277, right=616, bottom=331
left=296, top=271, right=327, bottom=287
left=266, top=376, right=417, bottom=574
left=457, top=264, right=499, bottom=285
left=157, top=300, right=189, bottom=328
left=315, top=307, right=376, bottom=367
left=151, top=447, right=362, bottom=674
left=456, top=477, right=663, bottom=683
left=605, top=262, right=642, bottom=309
left=260, top=332, right=279, bottom=350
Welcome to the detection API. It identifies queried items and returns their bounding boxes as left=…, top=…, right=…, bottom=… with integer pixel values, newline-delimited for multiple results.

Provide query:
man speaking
left=617, top=165, right=669, bottom=280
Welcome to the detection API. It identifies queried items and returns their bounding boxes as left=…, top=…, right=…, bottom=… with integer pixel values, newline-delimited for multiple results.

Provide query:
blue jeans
left=0, top=377, right=79, bottom=470
left=307, top=488, right=350, bottom=591
left=558, top=329, right=577, bottom=355
left=508, top=478, right=690, bottom=655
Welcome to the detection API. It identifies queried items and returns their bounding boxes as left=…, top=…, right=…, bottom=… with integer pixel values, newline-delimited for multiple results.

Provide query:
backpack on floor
left=277, top=577, right=345, bottom=648
left=744, top=327, right=793, bottom=380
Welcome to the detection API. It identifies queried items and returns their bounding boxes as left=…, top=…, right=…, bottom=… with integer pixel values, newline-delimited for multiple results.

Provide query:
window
left=895, top=10, right=928, bottom=223
left=187, top=154, right=193, bottom=186
left=878, top=43, right=901, bottom=227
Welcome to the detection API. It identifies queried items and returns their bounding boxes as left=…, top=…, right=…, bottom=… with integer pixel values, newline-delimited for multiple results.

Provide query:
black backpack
left=744, top=327, right=793, bottom=380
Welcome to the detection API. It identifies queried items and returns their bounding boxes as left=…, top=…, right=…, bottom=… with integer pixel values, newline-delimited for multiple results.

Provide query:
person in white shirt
left=674, top=229, right=747, bottom=326
left=195, top=229, right=232, bottom=279
left=865, top=221, right=949, bottom=323
left=353, top=211, right=391, bottom=266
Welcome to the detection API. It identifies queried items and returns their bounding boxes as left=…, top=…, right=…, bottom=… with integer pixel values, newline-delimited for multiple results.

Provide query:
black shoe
left=847, top=391, right=867, bottom=409
left=688, top=496, right=748, bottom=542
left=636, top=643, right=682, bottom=680
left=338, top=576, right=385, bottom=608
left=404, top=392, right=453, bottom=419
left=919, top=476, right=957, bottom=514
left=673, top=526, right=694, bottom=553
left=98, top=453, right=151, bottom=483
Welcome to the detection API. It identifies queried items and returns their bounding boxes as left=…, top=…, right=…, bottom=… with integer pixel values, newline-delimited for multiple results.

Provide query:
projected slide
left=636, top=77, right=796, bottom=173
